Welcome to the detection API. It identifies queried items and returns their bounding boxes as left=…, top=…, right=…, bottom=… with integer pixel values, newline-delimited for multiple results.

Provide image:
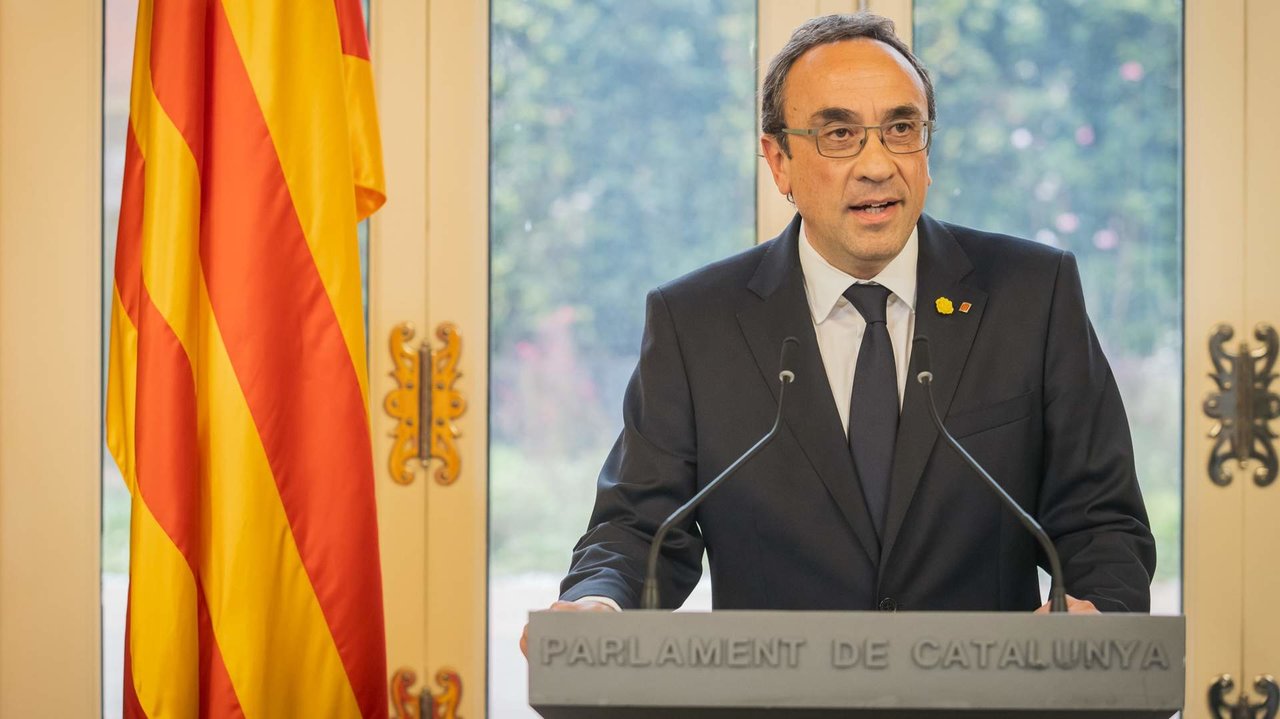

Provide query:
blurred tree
left=491, top=0, right=756, bottom=455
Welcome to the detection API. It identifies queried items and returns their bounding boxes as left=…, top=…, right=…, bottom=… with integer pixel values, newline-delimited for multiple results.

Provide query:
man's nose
left=854, top=130, right=896, bottom=182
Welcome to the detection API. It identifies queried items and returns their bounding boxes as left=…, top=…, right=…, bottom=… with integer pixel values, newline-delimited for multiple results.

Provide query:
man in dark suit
left=523, top=13, right=1153, bottom=648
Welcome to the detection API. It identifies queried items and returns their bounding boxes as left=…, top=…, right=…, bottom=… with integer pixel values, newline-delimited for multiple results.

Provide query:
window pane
left=102, top=1, right=138, bottom=715
left=488, top=1, right=757, bottom=714
left=914, top=0, right=1183, bottom=613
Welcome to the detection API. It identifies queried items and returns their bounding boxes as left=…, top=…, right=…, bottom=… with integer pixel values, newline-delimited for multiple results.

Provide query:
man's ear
left=760, top=134, right=791, bottom=199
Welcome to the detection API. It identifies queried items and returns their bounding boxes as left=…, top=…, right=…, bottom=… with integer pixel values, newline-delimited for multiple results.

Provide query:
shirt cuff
left=576, top=595, right=622, bottom=612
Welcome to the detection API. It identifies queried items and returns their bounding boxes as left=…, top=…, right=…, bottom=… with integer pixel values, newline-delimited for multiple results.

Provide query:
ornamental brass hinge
left=1203, top=324, right=1279, bottom=487
left=384, top=322, right=466, bottom=486
left=1209, top=674, right=1279, bottom=719
left=390, top=668, right=462, bottom=719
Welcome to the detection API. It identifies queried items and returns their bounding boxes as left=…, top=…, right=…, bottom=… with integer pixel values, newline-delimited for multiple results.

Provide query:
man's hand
left=1034, top=594, right=1099, bottom=614
left=520, top=599, right=617, bottom=658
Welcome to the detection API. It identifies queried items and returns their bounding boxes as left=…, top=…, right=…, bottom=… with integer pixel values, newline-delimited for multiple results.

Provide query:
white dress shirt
left=577, top=223, right=918, bottom=612
left=798, top=220, right=918, bottom=433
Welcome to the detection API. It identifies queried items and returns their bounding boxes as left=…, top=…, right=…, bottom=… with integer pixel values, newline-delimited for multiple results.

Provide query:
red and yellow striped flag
left=106, top=1, right=388, bottom=716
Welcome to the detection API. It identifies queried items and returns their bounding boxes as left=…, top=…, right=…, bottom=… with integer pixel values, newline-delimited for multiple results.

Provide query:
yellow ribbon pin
left=935, top=296, right=955, bottom=315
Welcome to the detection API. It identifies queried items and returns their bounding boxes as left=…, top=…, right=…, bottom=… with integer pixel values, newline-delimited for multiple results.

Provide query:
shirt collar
left=797, top=219, right=919, bottom=324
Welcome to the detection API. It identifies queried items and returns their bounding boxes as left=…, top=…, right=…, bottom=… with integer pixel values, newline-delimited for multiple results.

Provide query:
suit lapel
left=736, top=215, right=881, bottom=565
left=878, top=216, right=988, bottom=576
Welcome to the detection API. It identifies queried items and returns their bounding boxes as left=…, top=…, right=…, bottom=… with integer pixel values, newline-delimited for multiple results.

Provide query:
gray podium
left=527, top=611, right=1184, bottom=718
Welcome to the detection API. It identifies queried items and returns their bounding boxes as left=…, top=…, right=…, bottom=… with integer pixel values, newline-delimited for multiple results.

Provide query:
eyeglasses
left=781, top=120, right=934, bottom=158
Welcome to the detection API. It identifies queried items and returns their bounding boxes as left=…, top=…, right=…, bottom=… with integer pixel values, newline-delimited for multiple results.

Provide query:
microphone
left=640, top=336, right=800, bottom=610
left=911, top=335, right=1069, bottom=614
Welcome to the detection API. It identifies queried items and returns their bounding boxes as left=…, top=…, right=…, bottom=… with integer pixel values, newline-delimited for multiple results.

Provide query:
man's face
left=762, top=39, right=932, bottom=279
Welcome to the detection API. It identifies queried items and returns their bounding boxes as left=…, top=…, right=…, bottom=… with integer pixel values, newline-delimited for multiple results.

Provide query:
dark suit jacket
left=560, top=214, right=1156, bottom=612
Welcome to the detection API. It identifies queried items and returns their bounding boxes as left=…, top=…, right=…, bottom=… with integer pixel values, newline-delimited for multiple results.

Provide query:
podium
left=527, top=611, right=1184, bottom=718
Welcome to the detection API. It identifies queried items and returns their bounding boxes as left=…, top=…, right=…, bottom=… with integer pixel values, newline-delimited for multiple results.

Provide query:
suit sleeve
left=558, top=287, right=704, bottom=609
left=1037, top=251, right=1157, bottom=612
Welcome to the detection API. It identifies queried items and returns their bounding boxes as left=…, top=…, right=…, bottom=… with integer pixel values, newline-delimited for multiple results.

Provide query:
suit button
left=878, top=597, right=897, bottom=612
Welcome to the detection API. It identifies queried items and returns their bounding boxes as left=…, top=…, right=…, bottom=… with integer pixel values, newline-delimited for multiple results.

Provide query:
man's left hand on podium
left=1034, top=594, right=1100, bottom=614
left=520, top=599, right=617, bottom=659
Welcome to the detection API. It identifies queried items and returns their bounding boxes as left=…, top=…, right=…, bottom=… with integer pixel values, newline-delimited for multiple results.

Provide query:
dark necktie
left=843, top=283, right=898, bottom=539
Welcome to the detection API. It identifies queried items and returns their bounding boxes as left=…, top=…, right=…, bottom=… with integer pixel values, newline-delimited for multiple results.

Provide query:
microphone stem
left=641, top=378, right=790, bottom=610
left=921, top=379, right=1069, bottom=613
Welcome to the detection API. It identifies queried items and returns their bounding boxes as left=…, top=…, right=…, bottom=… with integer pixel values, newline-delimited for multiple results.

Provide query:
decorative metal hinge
left=390, top=668, right=462, bottom=719
left=1210, top=674, right=1279, bottom=719
left=1204, top=324, right=1279, bottom=487
left=384, top=322, right=466, bottom=486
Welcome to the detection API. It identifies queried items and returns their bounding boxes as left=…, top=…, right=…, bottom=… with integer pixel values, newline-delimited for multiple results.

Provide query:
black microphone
left=640, top=336, right=800, bottom=610
left=911, top=335, right=1069, bottom=613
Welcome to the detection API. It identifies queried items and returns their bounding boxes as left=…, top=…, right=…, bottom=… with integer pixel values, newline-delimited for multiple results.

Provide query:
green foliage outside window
left=489, top=0, right=757, bottom=575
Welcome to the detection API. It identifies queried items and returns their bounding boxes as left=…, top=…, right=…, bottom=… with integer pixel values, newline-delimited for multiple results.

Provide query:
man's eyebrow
left=808, top=107, right=860, bottom=125
left=883, top=104, right=924, bottom=121
left=805, top=105, right=924, bottom=125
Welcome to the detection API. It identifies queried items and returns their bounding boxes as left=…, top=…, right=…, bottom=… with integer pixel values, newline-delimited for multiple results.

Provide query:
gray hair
left=761, top=13, right=936, bottom=155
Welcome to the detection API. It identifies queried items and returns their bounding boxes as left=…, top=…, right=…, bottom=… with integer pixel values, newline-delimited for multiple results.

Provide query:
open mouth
left=849, top=200, right=900, bottom=215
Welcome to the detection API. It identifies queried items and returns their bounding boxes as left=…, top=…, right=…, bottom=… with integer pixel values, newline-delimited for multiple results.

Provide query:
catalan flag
left=106, top=1, right=387, bottom=717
